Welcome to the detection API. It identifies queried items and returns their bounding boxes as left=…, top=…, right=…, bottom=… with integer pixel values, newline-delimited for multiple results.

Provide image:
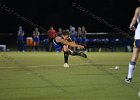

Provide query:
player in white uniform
left=125, top=7, right=140, bottom=83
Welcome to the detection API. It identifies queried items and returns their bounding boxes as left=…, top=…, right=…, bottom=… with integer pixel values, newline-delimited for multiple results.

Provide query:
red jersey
left=48, top=29, right=56, bottom=39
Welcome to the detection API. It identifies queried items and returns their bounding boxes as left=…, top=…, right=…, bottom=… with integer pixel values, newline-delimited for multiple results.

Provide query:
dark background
left=0, top=0, right=139, bottom=34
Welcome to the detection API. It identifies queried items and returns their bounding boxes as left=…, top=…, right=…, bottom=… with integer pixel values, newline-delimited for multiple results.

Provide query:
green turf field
left=0, top=52, right=140, bottom=100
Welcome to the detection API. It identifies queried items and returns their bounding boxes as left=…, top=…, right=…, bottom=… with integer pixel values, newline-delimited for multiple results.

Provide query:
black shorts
left=134, top=39, right=140, bottom=48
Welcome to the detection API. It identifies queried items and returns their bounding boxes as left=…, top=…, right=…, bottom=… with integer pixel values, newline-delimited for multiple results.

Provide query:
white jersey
left=135, top=14, right=140, bottom=39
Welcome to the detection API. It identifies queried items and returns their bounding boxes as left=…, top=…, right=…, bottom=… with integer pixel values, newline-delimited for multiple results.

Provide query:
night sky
left=0, top=0, right=139, bottom=33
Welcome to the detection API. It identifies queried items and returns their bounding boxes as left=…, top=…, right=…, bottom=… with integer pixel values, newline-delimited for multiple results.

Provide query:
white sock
left=127, top=62, right=136, bottom=79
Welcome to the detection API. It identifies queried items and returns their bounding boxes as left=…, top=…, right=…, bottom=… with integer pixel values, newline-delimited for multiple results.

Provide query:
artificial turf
left=0, top=52, right=139, bottom=100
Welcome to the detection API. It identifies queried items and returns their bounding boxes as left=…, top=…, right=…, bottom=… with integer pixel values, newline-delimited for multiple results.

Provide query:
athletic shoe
left=79, top=52, right=87, bottom=58
left=64, top=63, right=69, bottom=68
left=125, top=77, right=132, bottom=83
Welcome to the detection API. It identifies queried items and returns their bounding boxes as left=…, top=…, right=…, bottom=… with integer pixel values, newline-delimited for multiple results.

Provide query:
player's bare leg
left=63, top=45, right=69, bottom=68
left=68, top=49, right=87, bottom=58
left=125, top=47, right=140, bottom=83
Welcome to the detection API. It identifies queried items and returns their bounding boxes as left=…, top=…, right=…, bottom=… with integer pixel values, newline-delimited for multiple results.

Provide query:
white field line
left=0, top=63, right=91, bottom=69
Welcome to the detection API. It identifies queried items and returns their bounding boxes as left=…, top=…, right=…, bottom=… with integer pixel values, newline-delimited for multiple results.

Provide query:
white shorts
left=135, top=23, right=140, bottom=39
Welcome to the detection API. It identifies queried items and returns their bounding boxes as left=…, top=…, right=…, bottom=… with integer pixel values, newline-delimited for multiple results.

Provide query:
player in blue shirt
left=33, top=27, right=40, bottom=51
left=17, top=26, right=25, bottom=52
left=53, top=31, right=87, bottom=67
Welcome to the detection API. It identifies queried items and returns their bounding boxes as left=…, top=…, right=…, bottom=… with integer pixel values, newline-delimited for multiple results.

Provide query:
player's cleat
left=64, top=63, right=69, bottom=68
left=124, top=77, right=132, bottom=84
left=79, top=52, right=87, bottom=58
left=68, top=49, right=87, bottom=58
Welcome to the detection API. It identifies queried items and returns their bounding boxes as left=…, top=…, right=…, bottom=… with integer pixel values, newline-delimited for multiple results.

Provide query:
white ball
left=115, top=66, right=119, bottom=69
left=138, top=91, right=140, bottom=97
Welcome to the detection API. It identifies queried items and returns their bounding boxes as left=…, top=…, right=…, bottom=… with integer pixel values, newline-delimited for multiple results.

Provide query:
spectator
left=33, top=27, right=40, bottom=51
left=47, top=26, right=56, bottom=51
left=81, top=26, right=87, bottom=46
left=77, top=27, right=82, bottom=44
left=69, top=25, right=77, bottom=42
left=17, top=26, right=25, bottom=52
left=77, top=26, right=87, bottom=46
left=57, top=28, right=63, bottom=36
